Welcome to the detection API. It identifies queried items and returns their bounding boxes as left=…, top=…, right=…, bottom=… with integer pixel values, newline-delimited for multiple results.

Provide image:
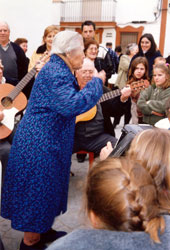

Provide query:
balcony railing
left=61, top=0, right=116, bottom=22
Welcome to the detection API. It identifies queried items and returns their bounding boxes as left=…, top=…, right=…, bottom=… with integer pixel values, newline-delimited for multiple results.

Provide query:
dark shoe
left=40, top=228, right=67, bottom=244
left=76, top=153, right=86, bottom=163
left=19, top=240, right=46, bottom=250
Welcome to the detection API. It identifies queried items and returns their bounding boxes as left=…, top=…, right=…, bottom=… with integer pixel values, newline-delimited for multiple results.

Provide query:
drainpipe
left=159, top=0, right=168, bottom=55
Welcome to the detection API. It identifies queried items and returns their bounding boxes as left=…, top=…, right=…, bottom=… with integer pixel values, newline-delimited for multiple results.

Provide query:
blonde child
left=137, top=63, right=170, bottom=125
left=154, top=56, right=166, bottom=65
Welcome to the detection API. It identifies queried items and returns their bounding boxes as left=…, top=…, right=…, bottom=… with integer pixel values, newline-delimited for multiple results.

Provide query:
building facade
left=0, top=0, right=170, bottom=57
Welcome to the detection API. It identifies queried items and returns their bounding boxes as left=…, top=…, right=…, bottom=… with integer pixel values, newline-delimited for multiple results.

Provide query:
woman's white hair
left=51, top=30, right=83, bottom=55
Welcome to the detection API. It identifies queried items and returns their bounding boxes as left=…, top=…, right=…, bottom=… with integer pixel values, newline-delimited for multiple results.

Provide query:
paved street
left=0, top=121, right=123, bottom=250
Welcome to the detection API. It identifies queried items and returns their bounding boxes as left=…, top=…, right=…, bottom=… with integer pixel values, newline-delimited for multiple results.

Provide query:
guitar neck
left=98, top=88, right=121, bottom=104
left=98, top=80, right=147, bottom=104
left=8, top=67, right=37, bottom=100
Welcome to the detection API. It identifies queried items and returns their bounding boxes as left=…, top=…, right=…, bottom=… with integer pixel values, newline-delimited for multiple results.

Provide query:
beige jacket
left=115, top=55, right=131, bottom=89
left=28, top=51, right=43, bottom=71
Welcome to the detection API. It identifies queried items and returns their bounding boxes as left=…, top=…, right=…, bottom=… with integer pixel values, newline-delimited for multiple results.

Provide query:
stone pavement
left=0, top=124, right=123, bottom=250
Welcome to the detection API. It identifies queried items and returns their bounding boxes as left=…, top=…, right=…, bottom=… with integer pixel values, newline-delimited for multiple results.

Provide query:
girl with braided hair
left=47, top=157, right=170, bottom=250
left=101, top=128, right=170, bottom=196
left=127, top=128, right=170, bottom=211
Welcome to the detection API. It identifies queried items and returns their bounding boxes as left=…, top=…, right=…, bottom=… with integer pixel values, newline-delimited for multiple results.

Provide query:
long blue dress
left=1, top=55, right=103, bottom=233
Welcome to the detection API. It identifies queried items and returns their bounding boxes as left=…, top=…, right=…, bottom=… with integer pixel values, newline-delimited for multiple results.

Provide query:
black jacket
left=10, top=42, right=28, bottom=84
left=75, top=104, right=105, bottom=138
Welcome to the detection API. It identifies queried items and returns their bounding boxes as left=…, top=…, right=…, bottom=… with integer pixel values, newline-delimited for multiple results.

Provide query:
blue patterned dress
left=1, top=55, right=103, bottom=233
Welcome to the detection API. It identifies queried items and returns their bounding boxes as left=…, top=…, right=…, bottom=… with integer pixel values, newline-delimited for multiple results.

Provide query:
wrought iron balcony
left=61, top=0, right=117, bottom=22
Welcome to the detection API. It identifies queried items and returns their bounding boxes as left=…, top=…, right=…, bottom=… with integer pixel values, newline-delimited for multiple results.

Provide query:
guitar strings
left=8, top=67, right=37, bottom=100
left=7, top=53, right=49, bottom=100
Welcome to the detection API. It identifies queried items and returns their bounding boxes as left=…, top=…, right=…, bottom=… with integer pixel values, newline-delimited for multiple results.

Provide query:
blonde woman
left=28, top=25, right=59, bottom=71
left=47, top=157, right=170, bottom=250
left=25, top=25, right=59, bottom=99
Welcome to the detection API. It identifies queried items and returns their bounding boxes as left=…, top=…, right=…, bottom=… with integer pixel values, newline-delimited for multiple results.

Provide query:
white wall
left=164, top=10, right=170, bottom=56
left=113, top=0, right=170, bottom=57
left=101, top=29, right=116, bottom=49
left=116, top=0, right=159, bottom=24
left=0, top=0, right=61, bottom=57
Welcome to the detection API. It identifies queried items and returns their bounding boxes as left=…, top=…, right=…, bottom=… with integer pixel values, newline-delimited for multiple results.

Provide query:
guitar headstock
left=130, top=80, right=149, bottom=92
left=38, top=51, right=50, bottom=64
left=34, top=52, right=50, bottom=73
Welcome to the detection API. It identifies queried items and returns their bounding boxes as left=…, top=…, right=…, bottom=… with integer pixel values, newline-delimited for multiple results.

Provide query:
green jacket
left=137, top=85, right=170, bottom=125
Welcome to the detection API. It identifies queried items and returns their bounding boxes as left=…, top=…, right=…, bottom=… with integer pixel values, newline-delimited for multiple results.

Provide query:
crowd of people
left=1, top=18, right=170, bottom=250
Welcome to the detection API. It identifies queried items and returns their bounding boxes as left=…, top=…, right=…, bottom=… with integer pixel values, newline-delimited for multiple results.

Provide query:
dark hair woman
left=130, top=33, right=162, bottom=79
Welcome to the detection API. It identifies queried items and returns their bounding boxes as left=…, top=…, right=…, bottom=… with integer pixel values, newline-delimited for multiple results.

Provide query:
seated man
left=73, top=58, right=131, bottom=159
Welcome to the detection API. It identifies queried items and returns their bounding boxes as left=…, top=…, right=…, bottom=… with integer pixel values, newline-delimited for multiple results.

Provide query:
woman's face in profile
left=130, top=46, right=138, bottom=57
left=140, top=37, right=151, bottom=53
left=20, top=42, right=28, bottom=53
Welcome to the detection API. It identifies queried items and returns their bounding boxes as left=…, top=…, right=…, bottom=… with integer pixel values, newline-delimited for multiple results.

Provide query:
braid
left=122, top=162, right=165, bottom=242
left=86, top=158, right=166, bottom=243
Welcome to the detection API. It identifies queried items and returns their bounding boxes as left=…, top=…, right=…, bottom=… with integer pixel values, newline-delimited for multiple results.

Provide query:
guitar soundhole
left=1, top=96, right=13, bottom=108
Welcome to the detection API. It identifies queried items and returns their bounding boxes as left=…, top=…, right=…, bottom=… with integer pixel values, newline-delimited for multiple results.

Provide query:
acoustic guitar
left=0, top=53, right=49, bottom=139
left=76, top=80, right=148, bottom=123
